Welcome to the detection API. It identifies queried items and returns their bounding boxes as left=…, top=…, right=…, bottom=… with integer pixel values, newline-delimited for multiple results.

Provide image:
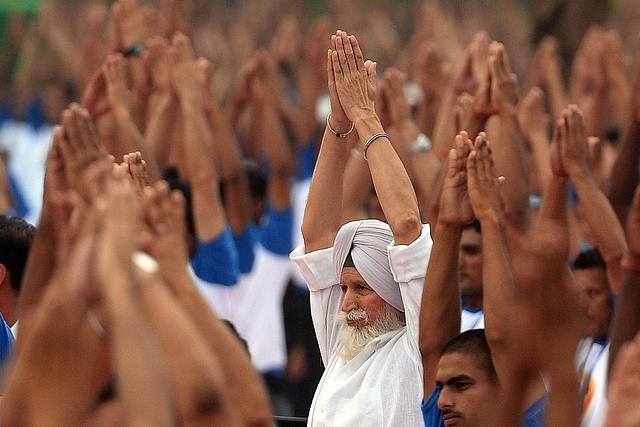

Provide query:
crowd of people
left=1, top=0, right=640, bottom=426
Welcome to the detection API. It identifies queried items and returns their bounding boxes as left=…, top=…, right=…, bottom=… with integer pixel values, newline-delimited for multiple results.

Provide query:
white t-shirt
left=576, top=338, right=609, bottom=427
left=290, top=224, right=432, bottom=427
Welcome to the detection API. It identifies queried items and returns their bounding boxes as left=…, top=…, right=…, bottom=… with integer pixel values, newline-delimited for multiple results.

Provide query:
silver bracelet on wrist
left=326, top=113, right=354, bottom=138
left=363, top=132, right=390, bottom=160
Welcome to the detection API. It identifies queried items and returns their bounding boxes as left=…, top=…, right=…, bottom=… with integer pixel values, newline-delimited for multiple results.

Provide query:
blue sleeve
left=259, top=203, right=293, bottom=256
left=233, top=224, right=257, bottom=274
left=421, top=388, right=444, bottom=427
left=0, top=313, right=14, bottom=367
left=520, top=394, right=548, bottom=427
left=191, top=226, right=240, bottom=286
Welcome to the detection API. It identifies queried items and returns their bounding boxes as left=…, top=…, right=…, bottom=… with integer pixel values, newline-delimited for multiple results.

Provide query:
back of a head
left=0, top=215, right=35, bottom=292
left=441, top=329, right=497, bottom=384
left=573, top=247, right=606, bottom=271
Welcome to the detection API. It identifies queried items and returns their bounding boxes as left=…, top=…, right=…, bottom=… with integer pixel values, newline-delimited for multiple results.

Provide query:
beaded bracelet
left=326, top=113, right=354, bottom=138
left=363, top=132, right=390, bottom=160
left=621, top=257, right=640, bottom=274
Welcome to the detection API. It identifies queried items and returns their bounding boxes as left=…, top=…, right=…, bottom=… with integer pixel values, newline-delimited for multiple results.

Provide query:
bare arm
left=420, top=132, right=473, bottom=396
left=170, top=33, right=226, bottom=241
left=143, top=181, right=273, bottom=426
left=560, top=105, right=628, bottom=293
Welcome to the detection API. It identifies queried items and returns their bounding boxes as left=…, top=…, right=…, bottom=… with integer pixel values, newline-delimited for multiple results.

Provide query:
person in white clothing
left=290, top=30, right=430, bottom=426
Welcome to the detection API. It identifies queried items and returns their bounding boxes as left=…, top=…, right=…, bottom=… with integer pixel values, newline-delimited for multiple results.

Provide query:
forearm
left=528, top=132, right=552, bottom=196
left=419, top=222, right=462, bottom=366
left=355, top=111, right=421, bottom=244
left=544, top=68, right=569, bottom=121
left=159, top=268, right=273, bottom=427
left=112, top=107, right=161, bottom=183
left=145, top=93, right=179, bottom=170
left=431, top=89, right=457, bottom=160
left=480, top=216, right=517, bottom=355
left=139, top=281, right=241, bottom=426
left=301, top=127, right=349, bottom=252
left=106, top=286, right=175, bottom=427
left=571, top=170, right=628, bottom=292
left=608, top=265, right=640, bottom=379
left=16, top=209, right=57, bottom=352
left=495, top=111, right=533, bottom=230
left=253, top=104, right=294, bottom=212
left=608, top=119, right=640, bottom=221
left=341, top=147, right=372, bottom=223
left=182, top=101, right=227, bottom=240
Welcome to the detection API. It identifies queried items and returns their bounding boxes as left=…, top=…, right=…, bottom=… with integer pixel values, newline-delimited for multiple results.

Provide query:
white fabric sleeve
left=388, top=224, right=432, bottom=355
left=290, top=244, right=343, bottom=365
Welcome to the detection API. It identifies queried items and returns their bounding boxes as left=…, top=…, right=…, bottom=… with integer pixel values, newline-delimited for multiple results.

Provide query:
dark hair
left=573, top=247, right=606, bottom=271
left=243, top=160, right=267, bottom=202
left=0, top=216, right=35, bottom=292
left=162, top=166, right=196, bottom=239
left=441, top=329, right=497, bottom=384
left=464, top=219, right=481, bottom=233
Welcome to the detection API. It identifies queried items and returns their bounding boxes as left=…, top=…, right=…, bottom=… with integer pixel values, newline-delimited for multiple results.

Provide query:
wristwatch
left=123, top=42, right=145, bottom=57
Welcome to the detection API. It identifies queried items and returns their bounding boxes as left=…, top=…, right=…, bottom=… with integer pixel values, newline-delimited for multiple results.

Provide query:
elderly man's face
left=340, top=267, right=389, bottom=328
left=338, top=266, right=404, bottom=359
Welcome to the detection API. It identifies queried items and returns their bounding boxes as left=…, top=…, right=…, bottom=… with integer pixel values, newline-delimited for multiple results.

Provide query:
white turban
left=332, top=219, right=404, bottom=312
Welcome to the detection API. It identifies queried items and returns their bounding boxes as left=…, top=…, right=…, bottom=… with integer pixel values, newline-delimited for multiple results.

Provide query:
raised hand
left=58, top=104, right=112, bottom=199
left=488, top=42, right=518, bottom=114
left=103, top=53, right=133, bottom=116
left=518, top=87, right=550, bottom=145
left=111, top=0, right=159, bottom=52
left=123, top=151, right=149, bottom=193
left=466, top=133, right=505, bottom=223
left=438, top=131, right=474, bottom=226
left=330, top=30, right=377, bottom=122
left=558, top=105, right=590, bottom=177
left=169, top=32, right=204, bottom=100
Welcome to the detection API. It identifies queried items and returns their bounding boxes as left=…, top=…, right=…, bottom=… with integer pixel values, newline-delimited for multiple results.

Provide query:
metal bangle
left=326, top=113, right=354, bottom=138
left=363, top=132, right=390, bottom=160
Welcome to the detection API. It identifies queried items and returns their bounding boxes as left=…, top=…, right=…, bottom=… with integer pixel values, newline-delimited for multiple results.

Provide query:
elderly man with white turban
left=290, top=30, right=432, bottom=427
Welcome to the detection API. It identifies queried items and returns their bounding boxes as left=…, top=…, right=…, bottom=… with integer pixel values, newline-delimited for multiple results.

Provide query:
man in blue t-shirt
left=420, top=132, right=548, bottom=427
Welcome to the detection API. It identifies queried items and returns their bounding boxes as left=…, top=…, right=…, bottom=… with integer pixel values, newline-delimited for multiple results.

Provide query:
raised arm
left=331, top=31, right=421, bottom=244
left=607, top=42, right=640, bottom=224
left=247, top=51, right=295, bottom=213
left=608, top=184, right=640, bottom=378
left=420, top=132, right=474, bottom=396
left=103, top=53, right=161, bottom=183
left=93, top=168, right=175, bottom=427
left=379, top=67, right=441, bottom=220
left=496, top=120, right=581, bottom=427
left=142, top=181, right=273, bottom=426
left=559, top=104, right=627, bottom=293
left=299, top=33, right=352, bottom=253
left=169, top=33, right=226, bottom=242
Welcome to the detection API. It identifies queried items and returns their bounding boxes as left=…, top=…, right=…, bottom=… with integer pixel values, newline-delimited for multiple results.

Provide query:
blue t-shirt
left=190, top=225, right=240, bottom=286
left=421, top=388, right=547, bottom=427
left=0, top=313, right=14, bottom=370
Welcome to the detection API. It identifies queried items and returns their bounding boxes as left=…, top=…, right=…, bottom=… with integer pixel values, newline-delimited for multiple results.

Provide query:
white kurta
left=290, top=225, right=431, bottom=427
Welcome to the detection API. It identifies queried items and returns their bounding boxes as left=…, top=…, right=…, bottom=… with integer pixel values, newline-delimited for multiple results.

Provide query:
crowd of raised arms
left=1, top=0, right=640, bottom=426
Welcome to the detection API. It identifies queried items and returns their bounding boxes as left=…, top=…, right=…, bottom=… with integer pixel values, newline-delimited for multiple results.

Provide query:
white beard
left=336, top=305, right=405, bottom=361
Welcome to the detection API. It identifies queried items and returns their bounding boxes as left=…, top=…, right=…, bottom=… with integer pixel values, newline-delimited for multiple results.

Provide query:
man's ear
left=0, top=265, right=7, bottom=287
